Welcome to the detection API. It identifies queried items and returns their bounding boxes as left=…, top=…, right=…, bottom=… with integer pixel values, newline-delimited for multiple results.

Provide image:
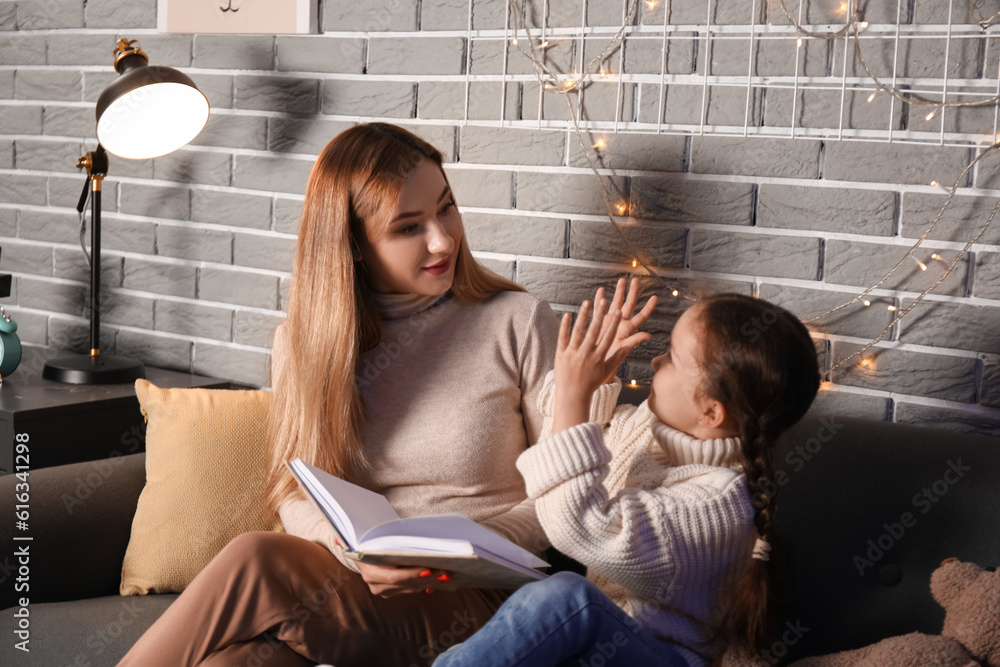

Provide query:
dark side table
left=0, top=347, right=232, bottom=474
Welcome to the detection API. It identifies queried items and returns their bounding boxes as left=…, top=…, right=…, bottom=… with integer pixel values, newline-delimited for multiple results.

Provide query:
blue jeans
left=432, top=572, right=690, bottom=667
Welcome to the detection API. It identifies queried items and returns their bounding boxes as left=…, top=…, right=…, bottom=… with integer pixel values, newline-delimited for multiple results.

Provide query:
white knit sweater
left=516, top=371, right=756, bottom=667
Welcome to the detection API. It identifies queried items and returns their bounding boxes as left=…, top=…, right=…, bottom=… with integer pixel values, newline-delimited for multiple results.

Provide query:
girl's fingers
left=622, top=277, right=640, bottom=319
left=557, top=311, right=573, bottom=351
left=630, top=294, right=659, bottom=328
left=570, top=300, right=591, bottom=347
left=618, top=331, right=652, bottom=354
left=597, top=310, right=623, bottom=355
left=598, top=304, right=620, bottom=342
left=609, top=278, right=627, bottom=315
left=584, top=297, right=608, bottom=347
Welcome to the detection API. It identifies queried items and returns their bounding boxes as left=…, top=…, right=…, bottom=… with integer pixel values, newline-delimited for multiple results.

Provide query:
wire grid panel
left=459, top=0, right=1000, bottom=147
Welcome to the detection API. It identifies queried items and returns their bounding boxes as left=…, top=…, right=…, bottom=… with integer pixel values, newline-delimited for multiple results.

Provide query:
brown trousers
left=117, top=532, right=510, bottom=667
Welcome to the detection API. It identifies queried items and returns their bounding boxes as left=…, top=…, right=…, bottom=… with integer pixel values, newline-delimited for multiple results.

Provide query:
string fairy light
left=502, top=0, right=998, bottom=374
left=830, top=193, right=1000, bottom=373
left=805, top=145, right=1000, bottom=318
left=776, top=0, right=1000, bottom=117
left=507, top=0, right=696, bottom=304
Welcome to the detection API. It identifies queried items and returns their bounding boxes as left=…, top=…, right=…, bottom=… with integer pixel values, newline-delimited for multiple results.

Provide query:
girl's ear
left=699, top=397, right=727, bottom=430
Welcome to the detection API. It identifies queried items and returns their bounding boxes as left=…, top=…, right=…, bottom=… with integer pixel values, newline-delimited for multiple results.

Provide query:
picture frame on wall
left=158, top=0, right=318, bottom=34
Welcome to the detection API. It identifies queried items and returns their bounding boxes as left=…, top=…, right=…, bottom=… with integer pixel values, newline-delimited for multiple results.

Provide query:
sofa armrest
left=771, top=414, right=1000, bottom=661
left=1, top=453, right=146, bottom=609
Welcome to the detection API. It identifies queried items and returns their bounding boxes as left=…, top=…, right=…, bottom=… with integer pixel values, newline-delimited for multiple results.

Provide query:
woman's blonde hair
left=265, top=123, right=524, bottom=517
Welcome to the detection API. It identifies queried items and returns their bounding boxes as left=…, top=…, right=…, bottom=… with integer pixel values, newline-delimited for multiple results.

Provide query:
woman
left=118, top=123, right=559, bottom=666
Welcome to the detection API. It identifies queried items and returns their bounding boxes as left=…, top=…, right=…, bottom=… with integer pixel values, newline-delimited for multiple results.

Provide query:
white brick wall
left=1, top=0, right=998, bottom=435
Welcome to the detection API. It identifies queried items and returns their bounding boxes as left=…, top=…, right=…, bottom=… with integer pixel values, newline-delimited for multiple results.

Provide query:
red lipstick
left=424, top=257, right=451, bottom=275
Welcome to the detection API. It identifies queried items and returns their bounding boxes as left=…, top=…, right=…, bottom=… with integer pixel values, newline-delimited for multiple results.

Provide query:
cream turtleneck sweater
left=516, top=371, right=756, bottom=667
left=278, top=289, right=559, bottom=574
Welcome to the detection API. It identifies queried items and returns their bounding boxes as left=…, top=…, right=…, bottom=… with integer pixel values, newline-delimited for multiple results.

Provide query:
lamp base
left=43, top=353, right=145, bottom=385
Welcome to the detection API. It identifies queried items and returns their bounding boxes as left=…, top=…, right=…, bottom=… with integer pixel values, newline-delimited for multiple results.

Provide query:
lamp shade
left=95, top=49, right=209, bottom=160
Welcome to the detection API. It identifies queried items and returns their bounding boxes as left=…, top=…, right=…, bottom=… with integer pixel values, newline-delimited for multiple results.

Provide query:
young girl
left=434, top=280, right=821, bottom=667
left=118, top=123, right=559, bottom=666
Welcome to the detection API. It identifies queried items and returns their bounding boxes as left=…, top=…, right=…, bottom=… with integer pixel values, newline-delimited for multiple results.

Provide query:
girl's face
left=358, top=158, right=463, bottom=295
left=649, top=305, right=726, bottom=438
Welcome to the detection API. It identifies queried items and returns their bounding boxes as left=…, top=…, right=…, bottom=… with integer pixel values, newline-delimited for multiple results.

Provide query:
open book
left=287, top=459, right=549, bottom=589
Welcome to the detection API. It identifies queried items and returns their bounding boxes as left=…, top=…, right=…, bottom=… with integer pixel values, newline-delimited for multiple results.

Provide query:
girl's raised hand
left=602, top=277, right=657, bottom=384
left=552, top=289, right=623, bottom=434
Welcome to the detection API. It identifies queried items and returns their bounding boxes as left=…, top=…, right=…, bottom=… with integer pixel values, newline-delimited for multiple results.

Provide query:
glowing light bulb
left=646, top=0, right=658, bottom=9
left=540, top=40, right=551, bottom=49
left=594, top=138, right=606, bottom=150
left=860, top=356, right=875, bottom=369
left=512, top=38, right=518, bottom=45
left=616, top=203, right=627, bottom=214
left=859, top=21, right=869, bottom=29
left=863, top=299, right=871, bottom=307
left=672, top=290, right=679, bottom=297
left=562, top=79, right=576, bottom=90
left=931, top=253, right=943, bottom=261
left=839, top=2, right=848, bottom=13
left=930, top=180, right=943, bottom=189
left=796, top=37, right=803, bottom=47
left=630, top=379, right=637, bottom=386
left=631, top=259, right=638, bottom=268
left=925, top=109, right=937, bottom=121
left=867, top=90, right=878, bottom=103
left=887, top=305, right=898, bottom=312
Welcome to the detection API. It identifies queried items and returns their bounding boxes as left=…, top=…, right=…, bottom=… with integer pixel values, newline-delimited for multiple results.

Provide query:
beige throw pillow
left=120, top=380, right=283, bottom=595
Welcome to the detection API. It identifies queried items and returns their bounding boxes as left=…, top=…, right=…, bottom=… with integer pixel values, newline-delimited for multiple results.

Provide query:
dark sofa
left=2, top=407, right=999, bottom=666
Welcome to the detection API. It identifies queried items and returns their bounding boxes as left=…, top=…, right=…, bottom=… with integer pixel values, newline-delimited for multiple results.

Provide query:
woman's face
left=358, top=158, right=463, bottom=295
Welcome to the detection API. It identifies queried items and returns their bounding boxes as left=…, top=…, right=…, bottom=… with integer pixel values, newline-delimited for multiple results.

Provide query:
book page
left=360, top=514, right=548, bottom=569
left=289, top=459, right=399, bottom=549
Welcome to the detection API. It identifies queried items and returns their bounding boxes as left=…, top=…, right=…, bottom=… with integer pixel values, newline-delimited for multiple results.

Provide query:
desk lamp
left=43, top=38, right=210, bottom=384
